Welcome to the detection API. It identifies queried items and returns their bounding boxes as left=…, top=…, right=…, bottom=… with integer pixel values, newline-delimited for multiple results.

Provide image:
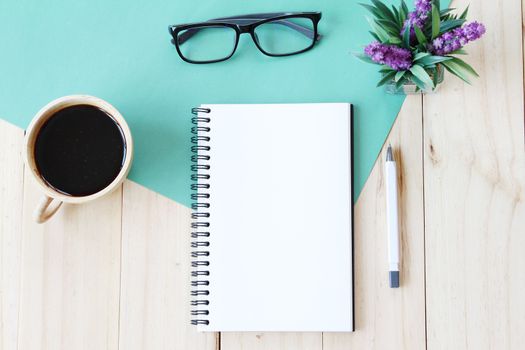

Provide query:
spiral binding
left=190, top=107, right=211, bottom=326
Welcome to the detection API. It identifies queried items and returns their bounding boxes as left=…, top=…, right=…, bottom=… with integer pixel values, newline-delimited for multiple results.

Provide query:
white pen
left=385, top=144, right=400, bottom=288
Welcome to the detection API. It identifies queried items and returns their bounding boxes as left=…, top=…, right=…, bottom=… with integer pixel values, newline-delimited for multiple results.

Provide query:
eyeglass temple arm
left=175, top=14, right=321, bottom=46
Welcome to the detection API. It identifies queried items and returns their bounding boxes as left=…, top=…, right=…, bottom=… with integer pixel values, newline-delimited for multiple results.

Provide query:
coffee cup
left=24, top=95, right=133, bottom=223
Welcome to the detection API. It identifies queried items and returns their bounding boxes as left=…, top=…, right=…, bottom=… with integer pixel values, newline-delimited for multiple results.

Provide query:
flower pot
left=385, top=64, right=445, bottom=95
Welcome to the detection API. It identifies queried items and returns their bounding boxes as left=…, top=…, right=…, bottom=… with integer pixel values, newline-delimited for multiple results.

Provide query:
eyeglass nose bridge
left=234, top=26, right=263, bottom=55
left=234, top=25, right=262, bottom=53
left=237, top=24, right=252, bottom=34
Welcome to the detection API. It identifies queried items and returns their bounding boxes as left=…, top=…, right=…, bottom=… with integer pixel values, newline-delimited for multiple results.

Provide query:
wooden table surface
left=1, top=0, right=524, bottom=349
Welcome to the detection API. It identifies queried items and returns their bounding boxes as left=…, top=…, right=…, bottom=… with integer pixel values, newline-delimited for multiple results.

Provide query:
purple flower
left=364, top=41, right=413, bottom=71
left=432, top=21, right=486, bottom=55
left=442, top=32, right=454, bottom=41
left=433, top=37, right=444, bottom=49
left=402, top=0, right=432, bottom=37
left=415, top=0, right=432, bottom=13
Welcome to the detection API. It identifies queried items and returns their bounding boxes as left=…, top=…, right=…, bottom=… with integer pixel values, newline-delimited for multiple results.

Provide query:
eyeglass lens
left=178, top=26, right=237, bottom=62
left=254, top=18, right=315, bottom=55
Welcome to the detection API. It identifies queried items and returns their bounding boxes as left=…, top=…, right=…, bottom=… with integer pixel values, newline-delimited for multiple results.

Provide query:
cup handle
left=33, top=195, right=63, bottom=224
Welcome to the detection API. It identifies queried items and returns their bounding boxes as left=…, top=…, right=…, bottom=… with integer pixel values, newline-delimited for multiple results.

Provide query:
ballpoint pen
left=385, top=144, right=400, bottom=288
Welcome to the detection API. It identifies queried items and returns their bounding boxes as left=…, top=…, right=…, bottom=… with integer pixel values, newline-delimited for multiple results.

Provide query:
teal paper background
left=0, top=0, right=448, bottom=206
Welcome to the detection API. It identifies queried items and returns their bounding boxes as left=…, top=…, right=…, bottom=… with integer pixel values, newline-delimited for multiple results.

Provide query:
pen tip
left=386, top=145, right=394, bottom=162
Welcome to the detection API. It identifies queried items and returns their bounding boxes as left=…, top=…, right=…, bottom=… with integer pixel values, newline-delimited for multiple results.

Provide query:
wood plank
left=17, top=173, right=122, bottom=350
left=221, top=333, right=321, bottom=350
left=423, top=0, right=525, bottom=348
left=0, top=120, right=24, bottom=350
left=118, top=181, right=217, bottom=350
left=323, top=96, right=426, bottom=350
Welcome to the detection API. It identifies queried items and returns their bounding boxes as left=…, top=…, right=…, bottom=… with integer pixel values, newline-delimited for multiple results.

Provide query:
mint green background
left=0, top=0, right=446, bottom=207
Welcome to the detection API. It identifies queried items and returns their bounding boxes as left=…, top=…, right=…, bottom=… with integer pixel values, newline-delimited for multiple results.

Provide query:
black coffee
left=34, top=104, right=126, bottom=196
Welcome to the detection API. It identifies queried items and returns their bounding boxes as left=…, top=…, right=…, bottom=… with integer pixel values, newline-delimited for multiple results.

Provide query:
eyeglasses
left=168, top=12, right=322, bottom=64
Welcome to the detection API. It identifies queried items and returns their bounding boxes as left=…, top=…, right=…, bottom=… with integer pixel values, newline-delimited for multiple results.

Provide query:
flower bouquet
left=356, top=0, right=485, bottom=94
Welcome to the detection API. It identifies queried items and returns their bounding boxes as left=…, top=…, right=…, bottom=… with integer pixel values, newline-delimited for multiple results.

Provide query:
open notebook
left=190, top=103, right=353, bottom=332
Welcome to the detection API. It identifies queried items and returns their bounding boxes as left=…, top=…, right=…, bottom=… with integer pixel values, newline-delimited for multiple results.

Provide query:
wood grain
left=221, top=332, right=321, bottom=350
left=16, top=174, right=122, bottom=350
left=323, top=95, right=426, bottom=350
left=423, top=0, right=525, bottom=349
left=119, top=181, right=217, bottom=350
left=0, top=120, right=24, bottom=350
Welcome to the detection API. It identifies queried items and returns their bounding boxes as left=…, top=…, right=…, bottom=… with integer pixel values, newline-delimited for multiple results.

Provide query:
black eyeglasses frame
left=168, top=12, right=322, bottom=64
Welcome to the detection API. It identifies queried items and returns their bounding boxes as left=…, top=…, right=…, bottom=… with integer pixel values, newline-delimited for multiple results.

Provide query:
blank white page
left=195, top=103, right=353, bottom=332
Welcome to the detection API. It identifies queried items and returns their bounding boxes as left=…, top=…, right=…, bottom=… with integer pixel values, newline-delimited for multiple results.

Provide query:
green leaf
left=431, top=4, right=440, bottom=39
left=366, top=17, right=390, bottom=42
left=450, top=48, right=467, bottom=55
left=379, top=65, right=394, bottom=73
left=416, top=55, right=453, bottom=66
left=434, top=0, right=441, bottom=11
left=414, top=25, right=427, bottom=45
left=376, top=18, right=401, bottom=35
left=369, top=31, right=381, bottom=42
left=399, top=14, right=406, bottom=28
left=414, top=52, right=431, bottom=61
left=402, top=23, right=411, bottom=48
left=377, top=71, right=397, bottom=87
left=450, top=57, right=479, bottom=77
left=354, top=52, right=376, bottom=65
left=431, top=67, right=438, bottom=87
left=441, top=60, right=472, bottom=84
left=432, top=67, right=440, bottom=88
left=371, top=0, right=397, bottom=23
left=388, top=36, right=403, bottom=44
left=439, top=19, right=466, bottom=34
left=395, top=70, right=406, bottom=82
left=440, top=8, right=455, bottom=17
left=460, top=5, right=469, bottom=20
left=399, top=2, right=407, bottom=25
left=410, top=74, right=428, bottom=91
left=410, top=64, right=435, bottom=88
left=391, top=5, right=400, bottom=26
left=397, top=71, right=411, bottom=88
left=401, top=0, right=409, bottom=18
left=396, top=75, right=408, bottom=89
